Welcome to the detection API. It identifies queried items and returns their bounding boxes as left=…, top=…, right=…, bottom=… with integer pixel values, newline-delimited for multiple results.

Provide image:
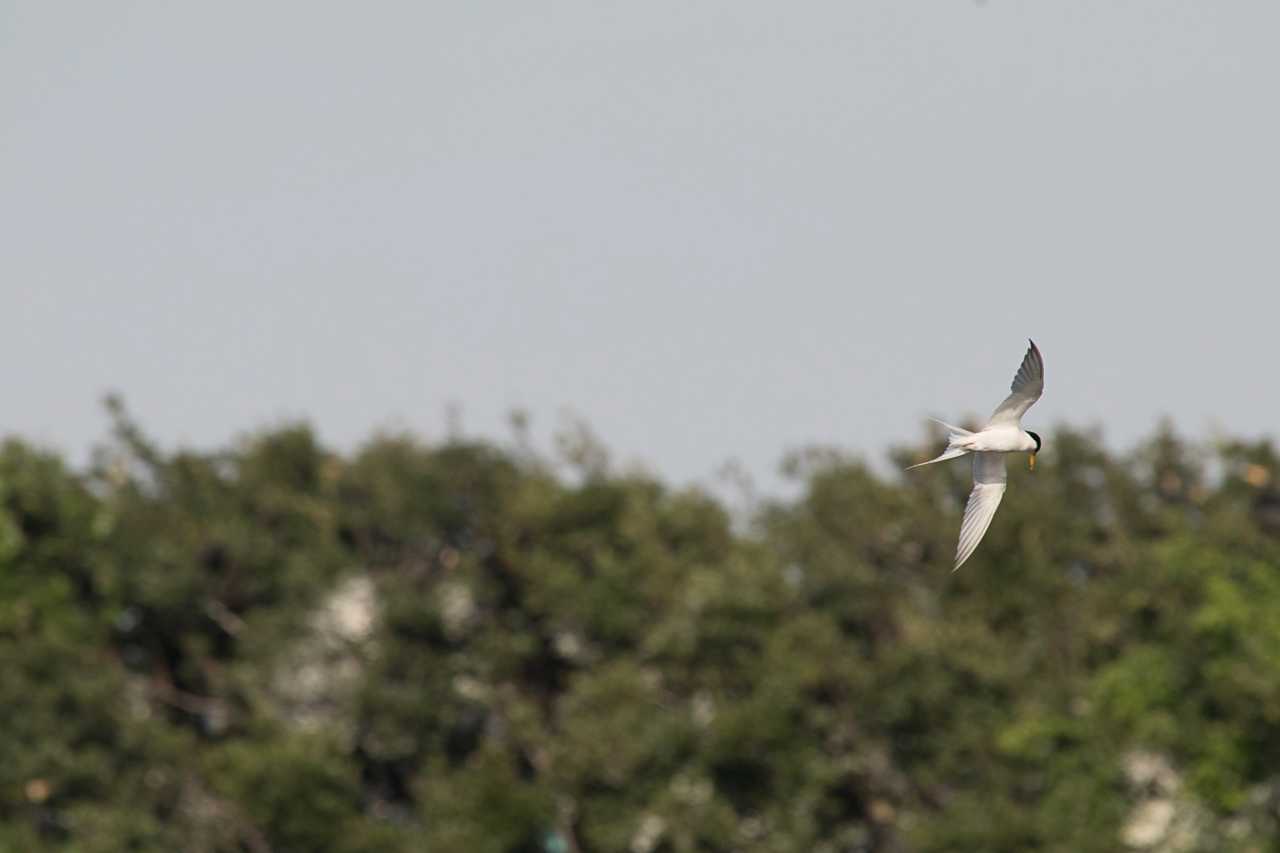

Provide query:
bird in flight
left=908, top=339, right=1044, bottom=571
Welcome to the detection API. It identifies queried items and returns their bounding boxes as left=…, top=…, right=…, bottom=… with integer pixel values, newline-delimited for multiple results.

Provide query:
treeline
left=1, top=404, right=1279, bottom=852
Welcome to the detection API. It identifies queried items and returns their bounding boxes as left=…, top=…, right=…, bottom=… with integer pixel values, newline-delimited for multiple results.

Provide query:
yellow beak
left=1028, top=453, right=1036, bottom=471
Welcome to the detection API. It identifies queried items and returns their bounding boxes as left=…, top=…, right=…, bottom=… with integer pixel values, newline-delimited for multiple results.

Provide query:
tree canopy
left=1, top=406, right=1277, bottom=852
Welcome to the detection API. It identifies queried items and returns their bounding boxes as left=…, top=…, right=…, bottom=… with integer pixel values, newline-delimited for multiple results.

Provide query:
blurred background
left=3, top=2, right=1280, bottom=851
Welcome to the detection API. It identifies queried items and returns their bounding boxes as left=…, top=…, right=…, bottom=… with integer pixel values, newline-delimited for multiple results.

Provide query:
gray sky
left=3, top=2, right=1277, bottom=491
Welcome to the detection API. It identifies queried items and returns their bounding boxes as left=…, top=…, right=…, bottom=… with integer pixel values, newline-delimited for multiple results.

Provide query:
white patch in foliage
left=274, top=573, right=380, bottom=732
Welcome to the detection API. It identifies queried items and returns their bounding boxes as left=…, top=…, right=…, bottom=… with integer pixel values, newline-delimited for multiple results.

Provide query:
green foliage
left=1, top=405, right=1279, bottom=851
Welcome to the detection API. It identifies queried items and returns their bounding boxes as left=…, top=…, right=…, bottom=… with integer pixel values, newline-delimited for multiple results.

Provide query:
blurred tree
left=0, top=404, right=1277, bottom=851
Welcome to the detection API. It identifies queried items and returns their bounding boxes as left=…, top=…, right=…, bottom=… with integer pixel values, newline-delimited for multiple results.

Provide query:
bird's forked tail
left=905, top=418, right=975, bottom=470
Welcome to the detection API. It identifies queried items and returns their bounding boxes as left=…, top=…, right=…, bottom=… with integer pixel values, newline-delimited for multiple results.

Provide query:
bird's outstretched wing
left=986, top=339, right=1044, bottom=427
left=954, top=452, right=1007, bottom=571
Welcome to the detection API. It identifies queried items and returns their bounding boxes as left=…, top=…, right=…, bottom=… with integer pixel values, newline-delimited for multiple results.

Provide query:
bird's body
left=935, top=422, right=1038, bottom=455
left=908, top=340, right=1045, bottom=571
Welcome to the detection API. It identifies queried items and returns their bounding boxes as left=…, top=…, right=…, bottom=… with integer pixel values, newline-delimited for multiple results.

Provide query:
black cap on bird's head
left=1027, top=430, right=1042, bottom=453
left=1026, top=430, right=1041, bottom=470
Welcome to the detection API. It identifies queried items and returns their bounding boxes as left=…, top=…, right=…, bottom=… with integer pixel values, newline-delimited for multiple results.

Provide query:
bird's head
left=1027, top=430, right=1041, bottom=470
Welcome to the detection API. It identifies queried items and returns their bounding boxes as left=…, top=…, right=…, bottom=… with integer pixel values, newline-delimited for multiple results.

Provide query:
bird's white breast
left=965, top=424, right=1034, bottom=453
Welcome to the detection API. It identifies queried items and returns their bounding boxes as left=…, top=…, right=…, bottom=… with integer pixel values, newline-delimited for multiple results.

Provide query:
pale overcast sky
left=3, top=3, right=1277, bottom=490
